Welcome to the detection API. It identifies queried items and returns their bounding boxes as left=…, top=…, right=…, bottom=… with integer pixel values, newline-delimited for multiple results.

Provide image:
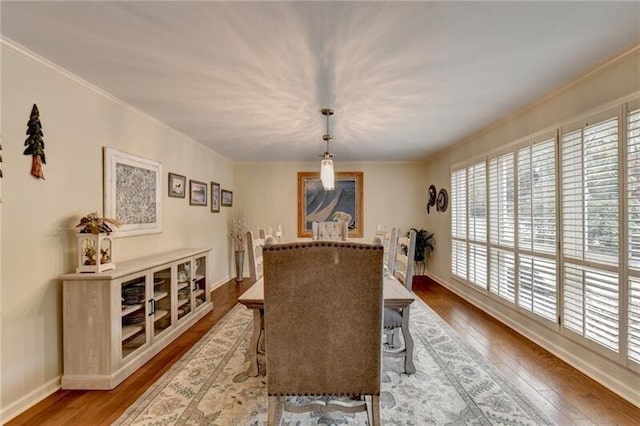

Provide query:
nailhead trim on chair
left=264, top=241, right=383, bottom=252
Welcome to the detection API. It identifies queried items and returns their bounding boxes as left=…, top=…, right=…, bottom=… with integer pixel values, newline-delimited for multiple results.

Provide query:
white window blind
left=451, top=169, right=467, bottom=240
left=451, top=168, right=467, bottom=280
left=628, top=108, right=640, bottom=270
left=562, top=116, right=620, bottom=355
left=563, top=263, right=619, bottom=352
left=629, top=277, right=640, bottom=364
left=489, top=248, right=515, bottom=303
left=518, top=140, right=556, bottom=254
left=563, top=119, right=619, bottom=265
left=451, top=239, right=467, bottom=279
left=469, top=243, right=487, bottom=288
left=489, top=154, right=515, bottom=247
left=518, top=255, right=557, bottom=321
left=628, top=108, right=640, bottom=366
left=468, top=163, right=487, bottom=242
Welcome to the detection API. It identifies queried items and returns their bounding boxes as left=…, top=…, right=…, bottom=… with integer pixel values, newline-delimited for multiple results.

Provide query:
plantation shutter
left=468, top=162, right=487, bottom=287
left=627, top=107, right=640, bottom=364
left=489, top=248, right=516, bottom=302
left=489, top=154, right=515, bottom=247
left=518, top=255, right=557, bottom=321
left=451, top=169, right=467, bottom=279
left=562, top=116, right=620, bottom=353
left=518, top=140, right=556, bottom=253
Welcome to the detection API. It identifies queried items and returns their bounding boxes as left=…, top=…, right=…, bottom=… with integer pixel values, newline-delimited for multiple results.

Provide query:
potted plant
left=75, top=212, right=121, bottom=273
left=405, top=228, right=435, bottom=275
left=230, top=211, right=247, bottom=281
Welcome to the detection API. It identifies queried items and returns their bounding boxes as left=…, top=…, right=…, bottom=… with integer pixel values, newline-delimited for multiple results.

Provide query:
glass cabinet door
left=193, top=255, right=207, bottom=309
left=176, top=259, right=193, bottom=321
left=120, top=274, right=148, bottom=360
left=152, top=266, right=172, bottom=338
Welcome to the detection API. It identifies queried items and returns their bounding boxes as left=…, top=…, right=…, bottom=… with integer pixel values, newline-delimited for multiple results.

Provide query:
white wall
left=423, top=47, right=640, bottom=405
left=0, top=41, right=235, bottom=421
left=234, top=162, right=428, bottom=243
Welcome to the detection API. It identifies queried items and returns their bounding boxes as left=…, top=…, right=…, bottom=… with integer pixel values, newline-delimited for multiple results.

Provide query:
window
left=450, top=99, right=640, bottom=373
left=562, top=117, right=619, bottom=353
left=628, top=107, right=640, bottom=365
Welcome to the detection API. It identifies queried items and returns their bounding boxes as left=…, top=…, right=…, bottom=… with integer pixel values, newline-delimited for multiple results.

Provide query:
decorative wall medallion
left=427, top=184, right=437, bottom=214
left=437, top=188, right=448, bottom=212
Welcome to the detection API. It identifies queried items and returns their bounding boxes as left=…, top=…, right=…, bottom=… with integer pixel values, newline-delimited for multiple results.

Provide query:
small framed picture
left=211, top=182, right=221, bottom=213
left=189, top=180, right=208, bottom=206
left=168, top=172, right=186, bottom=198
left=221, top=189, right=233, bottom=207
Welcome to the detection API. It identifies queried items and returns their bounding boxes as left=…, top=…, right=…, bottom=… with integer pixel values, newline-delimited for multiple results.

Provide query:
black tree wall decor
left=23, top=104, right=46, bottom=179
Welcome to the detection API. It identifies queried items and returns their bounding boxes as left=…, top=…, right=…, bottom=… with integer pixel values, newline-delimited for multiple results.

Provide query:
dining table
left=237, top=275, right=416, bottom=377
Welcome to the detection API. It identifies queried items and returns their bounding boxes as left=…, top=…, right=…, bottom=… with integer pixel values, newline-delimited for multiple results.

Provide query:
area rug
left=114, top=298, right=554, bottom=425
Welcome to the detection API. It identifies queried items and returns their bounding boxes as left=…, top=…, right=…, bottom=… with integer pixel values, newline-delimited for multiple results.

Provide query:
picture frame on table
left=103, top=147, right=162, bottom=237
left=211, top=182, right=221, bottom=213
left=168, top=172, right=186, bottom=198
left=297, top=171, right=363, bottom=238
left=189, top=180, right=208, bottom=206
left=221, top=189, right=233, bottom=207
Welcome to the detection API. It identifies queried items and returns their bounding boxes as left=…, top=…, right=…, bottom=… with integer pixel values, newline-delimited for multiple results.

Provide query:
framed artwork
left=168, top=172, right=186, bottom=198
left=190, top=180, right=208, bottom=206
left=103, top=147, right=162, bottom=237
left=297, top=171, right=363, bottom=238
left=211, top=181, right=221, bottom=213
left=221, top=189, right=233, bottom=207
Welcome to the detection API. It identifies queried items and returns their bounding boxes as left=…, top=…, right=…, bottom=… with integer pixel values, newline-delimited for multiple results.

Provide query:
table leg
left=247, top=308, right=262, bottom=377
left=401, top=306, right=416, bottom=374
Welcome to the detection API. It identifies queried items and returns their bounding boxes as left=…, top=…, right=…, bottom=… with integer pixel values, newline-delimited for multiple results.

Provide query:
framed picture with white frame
left=103, top=147, right=162, bottom=237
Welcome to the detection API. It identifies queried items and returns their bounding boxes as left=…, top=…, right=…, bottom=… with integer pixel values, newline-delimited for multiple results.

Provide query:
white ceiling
left=2, top=1, right=639, bottom=162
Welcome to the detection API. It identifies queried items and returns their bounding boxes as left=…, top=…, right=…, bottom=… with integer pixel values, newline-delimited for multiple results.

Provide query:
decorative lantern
left=76, top=233, right=115, bottom=273
left=74, top=212, right=121, bottom=273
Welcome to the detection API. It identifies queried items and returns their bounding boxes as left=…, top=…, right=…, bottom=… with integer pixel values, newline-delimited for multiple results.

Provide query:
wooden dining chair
left=384, top=229, right=416, bottom=352
left=263, top=241, right=384, bottom=425
left=375, top=224, right=398, bottom=269
left=312, top=221, right=348, bottom=241
left=246, top=231, right=266, bottom=282
left=260, top=225, right=283, bottom=242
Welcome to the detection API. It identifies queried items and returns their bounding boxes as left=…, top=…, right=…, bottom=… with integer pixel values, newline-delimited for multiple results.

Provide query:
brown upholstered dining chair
left=263, top=241, right=384, bottom=425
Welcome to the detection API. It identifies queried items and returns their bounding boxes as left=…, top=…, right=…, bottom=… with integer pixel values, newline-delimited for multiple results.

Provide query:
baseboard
left=424, top=271, right=640, bottom=408
left=1, top=376, right=61, bottom=424
left=210, top=275, right=232, bottom=291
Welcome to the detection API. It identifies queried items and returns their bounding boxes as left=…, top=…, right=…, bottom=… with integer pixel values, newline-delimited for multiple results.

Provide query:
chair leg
left=268, top=395, right=283, bottom=425
left=366, top=395, right=380, bottom=426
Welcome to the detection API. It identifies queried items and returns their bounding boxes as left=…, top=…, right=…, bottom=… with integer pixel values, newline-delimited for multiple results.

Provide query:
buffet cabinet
left=61, top=248, right=212, bottom=389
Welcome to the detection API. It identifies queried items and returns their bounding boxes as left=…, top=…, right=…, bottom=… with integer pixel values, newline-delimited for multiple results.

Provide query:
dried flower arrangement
left=76, top=212, right=122, bottom=235
left=230, top=211, right=247, bottom=252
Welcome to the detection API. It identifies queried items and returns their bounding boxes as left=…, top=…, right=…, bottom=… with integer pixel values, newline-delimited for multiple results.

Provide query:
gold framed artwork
left=297, top=171, right=363, bottom=238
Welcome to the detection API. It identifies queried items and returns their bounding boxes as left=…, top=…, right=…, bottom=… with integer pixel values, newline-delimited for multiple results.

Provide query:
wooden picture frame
left=221, top=189, right=233, bottom=207
left=297, top=171, right=363, bottom=238
left=189, top=180, right=207, bottom=206
left=104, top=147, right=162, bottom=237
left=168, top=172, right=186, bottom=198
left=211, top=182, right=221, bottom=213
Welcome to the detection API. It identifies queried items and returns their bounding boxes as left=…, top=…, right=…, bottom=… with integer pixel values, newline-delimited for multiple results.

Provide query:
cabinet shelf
left=194, top=288, right=205, bottom=298
left=154, top=291, right=169, bottom=301
left=154, top=309, right=169, bottom=322
left=122, top=324, right=144, bottom=341
left=177, top=297, right=190, bottom=308
left=194, top=274, right=205, bottom=281
left=177, top=281, right=190, bottom=290
left=121, top=303, right=144, bottom=317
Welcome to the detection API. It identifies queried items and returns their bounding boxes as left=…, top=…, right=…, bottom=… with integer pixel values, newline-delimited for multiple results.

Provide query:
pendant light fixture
left=320, top=108, right=335, bottom=191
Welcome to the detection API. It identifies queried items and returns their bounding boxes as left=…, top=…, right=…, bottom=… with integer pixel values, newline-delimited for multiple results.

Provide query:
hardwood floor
left=8, top=276, right=640, bottom=425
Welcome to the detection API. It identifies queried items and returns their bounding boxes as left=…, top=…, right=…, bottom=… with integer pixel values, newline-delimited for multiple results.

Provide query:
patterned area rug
left=114, top=299, right=554, bottom=425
